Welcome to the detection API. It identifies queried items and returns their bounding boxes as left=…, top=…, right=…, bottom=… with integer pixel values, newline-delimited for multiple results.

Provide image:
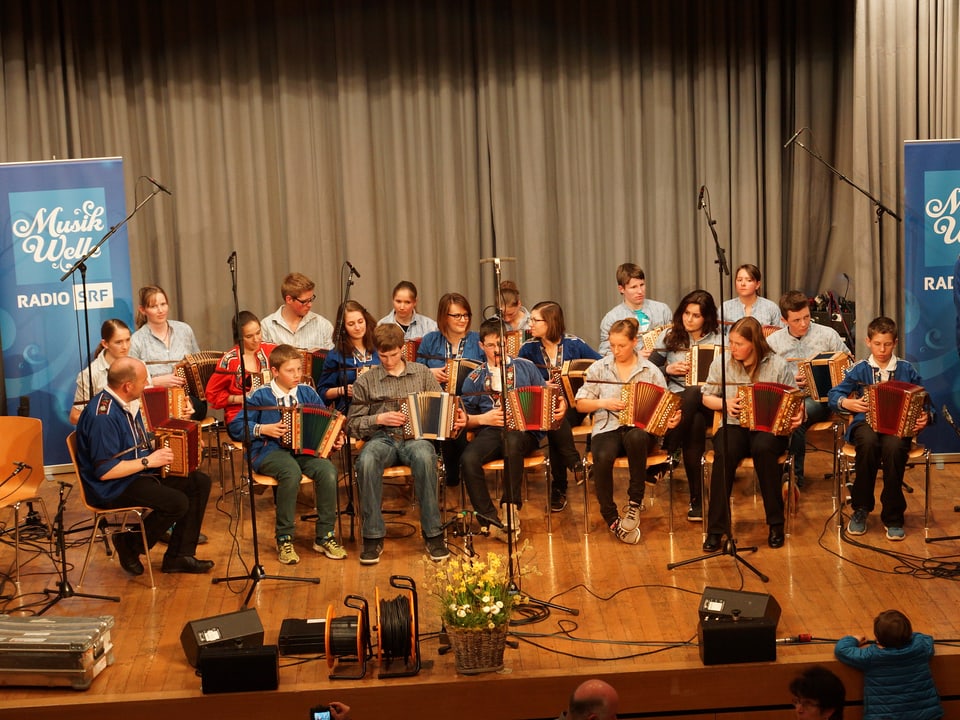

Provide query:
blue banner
left=0, top=158, right=134, bottom=467
left=904, top=140, right=960, bottom=455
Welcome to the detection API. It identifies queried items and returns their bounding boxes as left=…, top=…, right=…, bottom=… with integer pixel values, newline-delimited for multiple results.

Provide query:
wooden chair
left=582, top=450, right=675, bottom=535
left=0, top=417, right=51, bottom=583
left=65, top=432, right=155, bottom=589
left=482, top=451, right=551, bottom=532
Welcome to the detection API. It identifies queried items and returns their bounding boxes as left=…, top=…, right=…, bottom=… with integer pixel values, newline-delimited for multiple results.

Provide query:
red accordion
left=736, top=382, right=805, bottom=436
left=505, top=385, right=563, bottom=431
left=617, top=382, right=681, bottom=436
left=865, top=380, right=927, bottom=438
left=141, top=387, right=200, bottom=478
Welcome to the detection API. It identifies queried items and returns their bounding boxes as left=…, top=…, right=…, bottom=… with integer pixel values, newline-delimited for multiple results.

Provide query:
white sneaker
left=610, top=517, right=641, bottom=545
left=619, top=501, right=644, bottom=532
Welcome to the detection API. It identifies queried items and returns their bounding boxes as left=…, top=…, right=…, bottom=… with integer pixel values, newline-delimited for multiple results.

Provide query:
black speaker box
left=698, top=586, right=781, bottom=621
left=197, top=644, right=279, bottom=694
left=180, top=607, right=265, bottom=668
left=698, top=616, right=778, bottom=665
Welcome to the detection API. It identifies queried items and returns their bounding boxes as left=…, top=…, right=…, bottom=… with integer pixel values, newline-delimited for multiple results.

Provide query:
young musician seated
left=827, top=316, right=929, bottom=541
left=651, top=289, right=722, bottom=522
left=518, top=300, right=601, bottom=511
left=767, top=291, right=851, bottom=486
left=598, top=263, right=672, bottom=355
left=260, top=272, right=334, bottom=350
left=576, top=318, right=680, bottom=544
left=317, top=300, right=380, bottom=413
left=378, top=280, right=439, bottom=340
left=229, top=344, right=346, bottom=565
left=700, top=317, right=803, bottom=552
left=497, top=280, right=532, bottom=332
left=461, top=318, right=565, bottom=541
left=720, top=263, right=784, bottom=331
left=75, top=357, right=213, bottom=575
left=347, top=324, right=465, bottom=565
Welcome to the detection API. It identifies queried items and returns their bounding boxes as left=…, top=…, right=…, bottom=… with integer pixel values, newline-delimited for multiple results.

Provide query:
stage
left=2, top=427, right=960, bottom=719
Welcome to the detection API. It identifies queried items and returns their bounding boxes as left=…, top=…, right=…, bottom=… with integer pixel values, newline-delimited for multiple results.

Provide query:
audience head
left=874, top=609, right=912, bottom=649
left=564, top=678, right=619, bottom=720
left=788, top=666, right=845, bottom=719
left=530, top=301, right=565, bottom=344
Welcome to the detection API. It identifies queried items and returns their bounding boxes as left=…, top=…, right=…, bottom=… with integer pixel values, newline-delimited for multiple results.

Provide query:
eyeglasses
left=529, top=317, right=545, bottom=324
left=481, top=342, right=500, bottom=349
left=292, top=295, right=316, bottom=305
left=447, top=313, right=471, bottom=320
left=791, top=698, right=820, bottom=710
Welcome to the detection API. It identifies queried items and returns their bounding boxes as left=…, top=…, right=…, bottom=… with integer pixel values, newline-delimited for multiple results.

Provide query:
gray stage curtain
left=4, top=0, right=954, bottom=355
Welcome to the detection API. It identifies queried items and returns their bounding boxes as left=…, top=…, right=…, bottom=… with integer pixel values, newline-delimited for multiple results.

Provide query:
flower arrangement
left=434, top=551, right=514, bottom=630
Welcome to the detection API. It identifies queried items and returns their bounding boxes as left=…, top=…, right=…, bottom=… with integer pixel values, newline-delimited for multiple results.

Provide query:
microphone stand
left=789, top=131, right=901, bottom=317
left=61, top=185, right=166, bottom=418
left=212, top=251, right=320, bottom=606
left=39, top=479, right=119, bottom=614
left=482, top=257, right=578, bottom=616
left=667, top=188, right=768, bottom=583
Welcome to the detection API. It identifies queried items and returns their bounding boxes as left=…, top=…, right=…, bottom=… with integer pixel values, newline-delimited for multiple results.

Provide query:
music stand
left=211, top=252, right=320, bottom=605
left=665, top=188, right=769, bottom=583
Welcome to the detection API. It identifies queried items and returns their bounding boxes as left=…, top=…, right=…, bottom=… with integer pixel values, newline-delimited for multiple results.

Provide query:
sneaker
left=885, top=525, right=906, bottom=541
left=619, top=501, right=644, bottom=532
left=425, top=534, right=450, bottom=561
left=313, top=534, right=347, bottom=560
left=610, top=517, right=641, bottom=545
left=550, top=489, right=567, bottom=512
left=359, top=537, right=384, bottom=565
left=686, top=502, right=703, bottom=522
left=277, top=537, right=300, bottom=565
left=847, top=508, right=868, bottom=536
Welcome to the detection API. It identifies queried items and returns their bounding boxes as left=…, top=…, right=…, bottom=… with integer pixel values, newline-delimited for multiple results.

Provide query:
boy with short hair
left=827, top=317, right=929, bottom=540
left=598, top=262, right=672, bottom=355
left=835, top=609, right=942, bottom=720
left=229, top=344, right=345, bottom=564
left=767, top=290, right=851, bottom=485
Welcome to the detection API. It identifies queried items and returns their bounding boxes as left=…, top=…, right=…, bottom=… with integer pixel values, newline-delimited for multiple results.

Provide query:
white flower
left=457, top=609, right=467, bottom=618
left=490, top=606, right=500, bottom=615
left=449, top=603, right=458, bottom=611
left=482, top=594, right=491, bottom=603
left=495, top=600, right=504, bottom=608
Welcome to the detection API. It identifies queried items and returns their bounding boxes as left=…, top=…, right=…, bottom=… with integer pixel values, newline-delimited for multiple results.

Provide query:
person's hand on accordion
left=143, top=447, right=175, bottom=470
left=332, top=431, right=346, bottom=452
left=258, top=421, right=287, bottom=439
left=377, top=410, right=407, bottom=428
left=839, top=395, right=868, bottom=414
left=665, top=408, right=682, bottom=431
left=789, top=404, right=805, bottom=432
left=453, top=407, right=468, bottom=436
left=551, top=393, right=568, bottom=424
left=726, top=394, right=742, bottom=420
left=913, top=410, right=930, bottom=435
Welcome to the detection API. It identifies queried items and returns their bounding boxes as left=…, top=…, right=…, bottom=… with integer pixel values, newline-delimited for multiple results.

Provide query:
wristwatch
left=141, top=457, right=150, bottom=468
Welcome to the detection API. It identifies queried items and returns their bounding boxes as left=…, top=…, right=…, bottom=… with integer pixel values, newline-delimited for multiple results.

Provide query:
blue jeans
left=257, top=449, right=338, bottom=542
left=355, top=432, right=441, bottom=540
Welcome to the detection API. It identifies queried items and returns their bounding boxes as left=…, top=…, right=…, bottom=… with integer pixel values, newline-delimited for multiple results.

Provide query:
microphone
left=479, top=257, right=517, bottom=265
left=783, top=127, right=805, bottom=149
left=227, top=250, right=237, bottom=266
left=145, top=176, right=173, bottom=195
left=11, top=461, right=30, bottom=474
left=697, top=185, right=706, bottom=210
left=346, top=261, right=361, bottom=278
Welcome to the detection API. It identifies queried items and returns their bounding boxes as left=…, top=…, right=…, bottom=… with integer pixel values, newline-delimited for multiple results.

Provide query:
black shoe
left=112, top=533, right=144, bottom=576
left=424, top=534, right=450, bottom=561
left=686, top=502, right=703, bottom=522
left=161, top=555, right=215, bottom=573
left=702, top=533, right=723, bottom=553
left=768, top=524, right=785, bottom=549
left=550, top=489, right=567, bottom=512
left=359, top=537, right=384, bottom=565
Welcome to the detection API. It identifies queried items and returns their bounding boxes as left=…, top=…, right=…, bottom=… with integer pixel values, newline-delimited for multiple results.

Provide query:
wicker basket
left=446, top=624, right=508, bottom=675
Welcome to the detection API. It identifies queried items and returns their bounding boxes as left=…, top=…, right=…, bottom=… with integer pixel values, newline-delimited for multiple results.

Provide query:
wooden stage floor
left=2, top=429, right=960, bottom=719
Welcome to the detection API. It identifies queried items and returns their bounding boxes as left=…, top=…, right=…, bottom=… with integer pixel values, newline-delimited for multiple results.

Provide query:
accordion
left=798, top=352, right=853, bottom=402
left=401, top=338, right=422, bottom=363
left=559, top=358, right=596, bottom=405
left=154, top=419, right=201, bottom=478
left=640, top=325, right=669, bottom=352
left=400, top=392, right=460, bottom=440
left=736, top=382, right=805, bottom=436
left=279, top=405, right=345, bottom=458
left=616, top=382, right=681, bottom=436
left=503, top=330, right=529, bottom=358
left=865, top=380, right=928, bottom=438
left=684, top=344, right=720, bottom=387
left=141, top=387, right=190, bottom=431
left=300, top=349, right=328, bottom=388
left=504, top=385, right=563, bottom=432
left=174, top=351, right=223, bottom=401
left=444, top=358, right=481, bottom=395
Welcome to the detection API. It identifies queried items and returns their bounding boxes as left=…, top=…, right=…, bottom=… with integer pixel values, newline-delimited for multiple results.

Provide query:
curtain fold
left=6, top=0, right=953, bottom=356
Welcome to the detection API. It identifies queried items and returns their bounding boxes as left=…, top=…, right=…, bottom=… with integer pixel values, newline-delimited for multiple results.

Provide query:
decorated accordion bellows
left=503, top=330, right=529, bottom=358
left=444, top=358, right=481, bottom=395
left=400, top=391, right=459, bottom=440
left=684, top=344, right=720, bottom=386
left=865, top=380, right=928, bottom=438
left=505, top=385, right=563, bottom=431
left=279, top=405, right=345, bottom=458
left=798, top=351, right=853, bottom=402
left=616, top=382, right=681, bottom=436
left=736, top=382, right=805, bottom=436
left=559, top=358, right=596, bottom=405
left=141, top=387, right=200, bottom=477
left=174, top=351, right=224, bottom=400
left=299, top=349, right=328, bottom=388
left=400, top=338, right=422, bottom=362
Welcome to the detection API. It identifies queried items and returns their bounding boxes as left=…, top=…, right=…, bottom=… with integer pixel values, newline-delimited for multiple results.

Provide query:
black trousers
left=461, top=427, right=538, bottom=518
